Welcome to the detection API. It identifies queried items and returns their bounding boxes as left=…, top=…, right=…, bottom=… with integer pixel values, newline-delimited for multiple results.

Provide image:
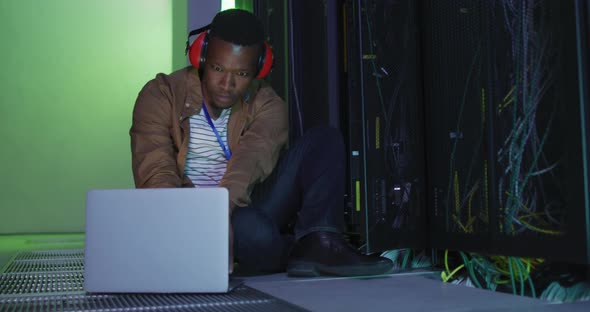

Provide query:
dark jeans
left=231, top=126, right=346, bottom=272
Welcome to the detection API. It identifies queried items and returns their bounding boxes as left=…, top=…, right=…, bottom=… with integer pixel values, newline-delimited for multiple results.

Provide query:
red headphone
left=186, top=28, right=273, bottom=79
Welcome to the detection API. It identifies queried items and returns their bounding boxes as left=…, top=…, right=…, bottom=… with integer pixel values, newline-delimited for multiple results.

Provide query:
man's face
left=201, top=36, right=260, bottom=110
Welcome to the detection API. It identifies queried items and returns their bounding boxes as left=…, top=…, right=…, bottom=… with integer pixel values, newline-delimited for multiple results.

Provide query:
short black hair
left=209, top=9, right=265, bottom=46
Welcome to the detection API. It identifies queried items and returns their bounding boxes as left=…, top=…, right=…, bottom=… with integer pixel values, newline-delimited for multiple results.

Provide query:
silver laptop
left=84, top=188, right=234, bottom=293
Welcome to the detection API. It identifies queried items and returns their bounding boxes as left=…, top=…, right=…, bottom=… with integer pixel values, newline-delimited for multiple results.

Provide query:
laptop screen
left=84, top=188, right=229, bottom=293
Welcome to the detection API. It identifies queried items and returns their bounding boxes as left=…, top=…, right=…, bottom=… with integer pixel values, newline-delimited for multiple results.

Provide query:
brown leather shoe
left=286, top=231, right=394, bottom=277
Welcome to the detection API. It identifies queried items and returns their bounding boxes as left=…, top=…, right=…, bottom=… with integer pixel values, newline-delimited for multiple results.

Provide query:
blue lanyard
left=201, top=101, right=232, bottom=160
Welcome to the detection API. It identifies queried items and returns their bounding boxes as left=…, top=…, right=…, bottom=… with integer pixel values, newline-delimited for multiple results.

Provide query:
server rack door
left=345, top=0, right=427, bottom=253
left=424, top=0, right=590, bottom=264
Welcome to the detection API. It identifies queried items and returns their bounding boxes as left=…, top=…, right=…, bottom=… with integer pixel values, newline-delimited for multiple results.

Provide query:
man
left=130, top=8, right=393, bottom=276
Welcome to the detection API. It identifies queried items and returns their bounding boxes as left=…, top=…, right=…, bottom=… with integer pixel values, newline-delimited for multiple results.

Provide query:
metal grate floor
left=1, top=272, right=85, bottom=295
left=3, top=259, right=84, bottom=273
left=0, top=288, right=305, bottom=312
left=12, top=250, right=85, bottom=261
left=0, top=249, right=307, bottom=312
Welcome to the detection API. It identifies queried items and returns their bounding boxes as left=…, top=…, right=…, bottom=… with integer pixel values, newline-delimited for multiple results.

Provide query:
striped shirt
left=184, top=107, right=231, bottom=187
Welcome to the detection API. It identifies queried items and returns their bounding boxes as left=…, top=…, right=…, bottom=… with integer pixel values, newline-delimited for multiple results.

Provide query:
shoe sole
left=287, top=261, right=393, bottom=277
left=286, top=262, right=320, bottom=277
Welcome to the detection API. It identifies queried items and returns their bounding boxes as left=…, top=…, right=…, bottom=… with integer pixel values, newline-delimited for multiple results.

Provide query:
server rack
left=344, top=0, right=427, bottom=252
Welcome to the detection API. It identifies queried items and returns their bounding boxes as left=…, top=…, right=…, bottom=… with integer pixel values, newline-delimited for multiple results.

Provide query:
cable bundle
left=380, top=249, right=431, bottom=271
left=440, top=249, right=590, bottom=303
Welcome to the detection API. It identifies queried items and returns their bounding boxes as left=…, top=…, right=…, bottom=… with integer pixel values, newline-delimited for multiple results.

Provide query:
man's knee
left=304, top=126, right=345, bottom=154
left=305, top=126, right=342, bottom=142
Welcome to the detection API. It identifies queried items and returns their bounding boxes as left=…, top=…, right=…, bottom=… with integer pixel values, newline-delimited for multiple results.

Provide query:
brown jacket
left=130, top=66, right=289, bottom=209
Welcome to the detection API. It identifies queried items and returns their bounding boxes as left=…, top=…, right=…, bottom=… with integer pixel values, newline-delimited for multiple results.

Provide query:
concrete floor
left=243, top=272, right=590, bottom=312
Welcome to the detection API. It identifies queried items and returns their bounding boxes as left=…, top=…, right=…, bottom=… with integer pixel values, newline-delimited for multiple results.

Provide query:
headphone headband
left=185, top=25, right=210, bottom=56
left=185, top=27, right=273, bottom=79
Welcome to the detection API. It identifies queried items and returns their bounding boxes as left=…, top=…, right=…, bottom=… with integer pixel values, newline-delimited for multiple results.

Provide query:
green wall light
left=221, top=0, right=235, bottom=10
left=0, top=0, right=184, bottom=234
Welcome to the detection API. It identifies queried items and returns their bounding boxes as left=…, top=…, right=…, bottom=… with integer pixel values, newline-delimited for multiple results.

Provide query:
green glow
left=173, top=0, right=188, bottom=71
left=236, top=0, right=254, bottom=12
left=0, top=0, right=183, bottom=233
left=0, top=234, right=85, bottom=253
left=221, top=0, right=235, bottom=10
left=221, top=0, right=253, bottom=12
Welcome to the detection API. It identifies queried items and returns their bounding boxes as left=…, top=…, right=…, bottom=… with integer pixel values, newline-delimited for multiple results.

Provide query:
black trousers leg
left=231, top=126, right=346, bottom=272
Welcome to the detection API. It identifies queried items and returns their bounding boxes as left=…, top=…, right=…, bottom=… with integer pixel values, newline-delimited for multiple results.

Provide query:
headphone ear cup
left=256, top=41, right=274, bottom=79
left=188, top=32, right=208, bottom=69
